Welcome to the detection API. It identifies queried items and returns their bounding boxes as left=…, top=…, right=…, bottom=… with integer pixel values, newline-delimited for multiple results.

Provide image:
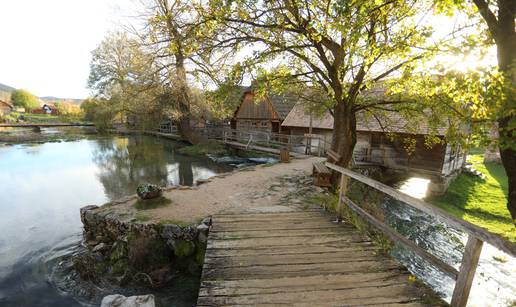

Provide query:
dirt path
left=97, top=157, right=324, bottom=224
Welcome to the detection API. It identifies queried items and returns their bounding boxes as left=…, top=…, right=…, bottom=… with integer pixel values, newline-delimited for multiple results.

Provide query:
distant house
left=282, top=103, right=466, bottom=195
left=0, top=99, right=14, bottom=116
left=32, top=103, right=59, bottom=115
left=231, top=89, right=297, bottom=134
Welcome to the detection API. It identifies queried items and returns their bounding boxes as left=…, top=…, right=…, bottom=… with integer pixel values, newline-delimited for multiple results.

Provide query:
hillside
left=40, top=96, right=83, bottom=105
left=0, top=82, right=83, bottom=105
left=0, top=82, right=15, bottom=102
left=0, top=82, right=16, bottom=93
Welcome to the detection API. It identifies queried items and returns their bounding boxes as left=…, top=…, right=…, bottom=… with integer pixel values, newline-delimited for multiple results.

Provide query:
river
left=0, top=129, right=263, bottom=307
left=390, top=177, right=515, bottom=306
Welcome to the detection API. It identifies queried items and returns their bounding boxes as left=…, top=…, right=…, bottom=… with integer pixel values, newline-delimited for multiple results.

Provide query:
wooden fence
left=325, top=162, right=516, bottom=307
left=158, top=125, right=333, bottom=156
left=220, top=128, right=331, bottom=156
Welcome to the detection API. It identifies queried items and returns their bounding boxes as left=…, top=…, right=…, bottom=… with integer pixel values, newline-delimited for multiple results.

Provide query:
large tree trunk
left=495, top=0, right=516, bottom=221
left=174, top=54, right=204, bottom=145
left=331, top=99, right=357, bottom=168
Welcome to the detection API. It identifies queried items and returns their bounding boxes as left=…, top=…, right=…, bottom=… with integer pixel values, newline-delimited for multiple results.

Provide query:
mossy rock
left=112, top=259, right=129, bottom=275
left=195, top=245, right=206, bottom=265
left=173, top=240, right=196, bottom=258
left=110, top=241, right=128, bottom=263
left=136, top=183, right=163, bottom=200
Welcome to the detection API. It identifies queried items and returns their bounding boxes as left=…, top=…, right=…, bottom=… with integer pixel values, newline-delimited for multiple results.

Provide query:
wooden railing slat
left=341, top=195, right=459, bottom=280
left=325, top=162, right=516, bottom=257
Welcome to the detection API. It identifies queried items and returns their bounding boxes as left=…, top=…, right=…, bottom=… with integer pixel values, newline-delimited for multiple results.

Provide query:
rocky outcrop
left=77, top=205, right=210, bottom=287
left=136, top=184, right=162, bottom=200
left=101, top=294, right=155, bottom=307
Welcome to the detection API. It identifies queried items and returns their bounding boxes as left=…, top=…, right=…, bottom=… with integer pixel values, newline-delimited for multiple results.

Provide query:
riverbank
left=430, top=154, right=515, bottom=242
left=84, top=156, right=321, bottom=225
left=0, top=126, right=97, bottom=143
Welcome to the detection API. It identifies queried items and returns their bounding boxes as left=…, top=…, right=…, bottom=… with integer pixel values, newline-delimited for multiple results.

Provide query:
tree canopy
left=10, top=89, right=39, bottom=110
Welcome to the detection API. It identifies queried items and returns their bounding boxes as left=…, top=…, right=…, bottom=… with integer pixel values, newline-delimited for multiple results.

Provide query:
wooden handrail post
left=450, top=236, right=483, bottom=307
left=336, top=174, right=348, bottom=220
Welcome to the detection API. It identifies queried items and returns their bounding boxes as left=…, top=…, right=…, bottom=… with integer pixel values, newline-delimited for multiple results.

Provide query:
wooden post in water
left=450, top=236, right=483, bottom=307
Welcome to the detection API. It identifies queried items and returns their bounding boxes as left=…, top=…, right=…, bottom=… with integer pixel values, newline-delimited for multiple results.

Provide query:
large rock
left=136, top=183, right=162, bottom=200
left=100, top=294, right=155, bottom=307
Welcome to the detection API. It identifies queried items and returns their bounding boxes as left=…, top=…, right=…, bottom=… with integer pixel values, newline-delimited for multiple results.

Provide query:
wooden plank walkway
left=224, top=140, right=308, bottom=158
left=197, top=206, right=441, bottom=306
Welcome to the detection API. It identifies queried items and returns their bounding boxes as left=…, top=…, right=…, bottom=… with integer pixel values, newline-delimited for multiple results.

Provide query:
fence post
left=450, top=236, right=483, bottom=307
left=335, top=174, right=349, bottom=222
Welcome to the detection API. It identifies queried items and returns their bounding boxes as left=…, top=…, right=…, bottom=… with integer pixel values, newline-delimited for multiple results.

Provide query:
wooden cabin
left=31, top=103, right=59, bottom=115
left=0, top=100, right=14, bottom=116
left=282, top=103, right=466, bottom=195
left=231, top=89, right=297, bottom=134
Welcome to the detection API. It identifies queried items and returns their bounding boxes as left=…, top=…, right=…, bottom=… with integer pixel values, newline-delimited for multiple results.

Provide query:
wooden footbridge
left=198, top=206, right=441, bottom=306
left=197, top=163, right=516, bottom=307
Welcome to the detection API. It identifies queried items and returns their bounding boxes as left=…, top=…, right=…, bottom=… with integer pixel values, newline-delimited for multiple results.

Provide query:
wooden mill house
left=281, top=103, right=466, bottom=195
left=230, top=89, right=297, bottom=134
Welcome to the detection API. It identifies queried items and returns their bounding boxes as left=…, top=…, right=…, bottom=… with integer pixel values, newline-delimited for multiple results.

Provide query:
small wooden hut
left=231, top=89, right=297, bottom=134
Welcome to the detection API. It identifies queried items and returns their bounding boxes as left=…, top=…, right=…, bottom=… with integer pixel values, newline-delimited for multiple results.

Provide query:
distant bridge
left=0, top=123, right=95, bottom=128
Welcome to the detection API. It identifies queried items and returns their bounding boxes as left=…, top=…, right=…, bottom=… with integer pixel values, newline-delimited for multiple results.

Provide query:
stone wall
left=77, top=205, right=210, bottom=286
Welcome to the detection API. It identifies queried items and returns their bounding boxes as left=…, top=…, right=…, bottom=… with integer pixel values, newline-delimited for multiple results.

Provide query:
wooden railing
left=156, top=125, right=333, bottom=156
left=221, top=128, right=331, bottom=156
left=325, top=162, right=516, bottom=307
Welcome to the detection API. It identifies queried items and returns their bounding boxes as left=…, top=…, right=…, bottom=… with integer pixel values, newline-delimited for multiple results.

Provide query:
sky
left=0, top=0, right=136, bottom=99
left=0, top=2, right=496, bottom=100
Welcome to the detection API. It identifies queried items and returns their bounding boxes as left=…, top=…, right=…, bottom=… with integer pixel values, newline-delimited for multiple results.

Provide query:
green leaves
left=10, top=89, right=39, bottom=110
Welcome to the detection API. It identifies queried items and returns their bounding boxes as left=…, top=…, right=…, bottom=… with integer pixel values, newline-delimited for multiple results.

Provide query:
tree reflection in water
left=92, top=135, right=233, bottom=200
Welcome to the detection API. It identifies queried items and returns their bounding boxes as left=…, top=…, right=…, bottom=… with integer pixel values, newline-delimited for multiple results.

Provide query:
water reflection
left=92, top=136, right=233, bottom=200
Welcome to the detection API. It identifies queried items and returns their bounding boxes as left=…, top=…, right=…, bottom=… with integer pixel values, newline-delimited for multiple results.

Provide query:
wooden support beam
left=450, top=236, right=483, bottom=307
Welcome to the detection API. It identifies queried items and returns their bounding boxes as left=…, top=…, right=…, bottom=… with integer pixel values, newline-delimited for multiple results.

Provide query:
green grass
left=135, top=212, right=152, bottom=222
left=10, top=112, right=85, bottom=123
left=178, top=140, right=229, bottom=156
left=430, top=154, right=515, bottom=242
left=134, top=196, right=172, bottom=210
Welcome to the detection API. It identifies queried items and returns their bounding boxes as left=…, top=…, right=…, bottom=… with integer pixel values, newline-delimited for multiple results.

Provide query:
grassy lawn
left=11, top=112, right=84, bottom=123
left=430, top=153, right=515, bottom=243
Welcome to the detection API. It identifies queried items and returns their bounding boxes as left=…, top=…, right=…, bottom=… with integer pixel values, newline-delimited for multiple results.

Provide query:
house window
left=261, top=121, right=268, bottom=127
left=371, top=133, right=381, bottom=147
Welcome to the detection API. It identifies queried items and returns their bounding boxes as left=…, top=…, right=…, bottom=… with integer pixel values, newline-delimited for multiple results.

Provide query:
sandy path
left=99, top=157, right=323, bottom=223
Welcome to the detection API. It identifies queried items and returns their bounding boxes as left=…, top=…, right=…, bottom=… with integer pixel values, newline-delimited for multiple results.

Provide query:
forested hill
left=0, top=82, right=83, bottom=105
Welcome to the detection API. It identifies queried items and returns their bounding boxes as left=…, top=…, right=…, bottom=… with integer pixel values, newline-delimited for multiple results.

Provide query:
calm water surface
left=0, top=131, right=236, bottom=306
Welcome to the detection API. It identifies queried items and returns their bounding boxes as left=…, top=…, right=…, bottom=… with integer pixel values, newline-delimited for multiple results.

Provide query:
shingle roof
left=281, top=103, right=449, bottom=136
left=268, top=94, right=298, bottom=119
left=281, top=103, right=333, bottom=129
left=0, top=100, right=14, bottom=109
left=233, top=87, right=298, bottom=120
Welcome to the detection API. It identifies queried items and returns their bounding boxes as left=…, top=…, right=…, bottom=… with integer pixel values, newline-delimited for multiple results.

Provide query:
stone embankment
left=78, top=200, right=210, bottom=287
